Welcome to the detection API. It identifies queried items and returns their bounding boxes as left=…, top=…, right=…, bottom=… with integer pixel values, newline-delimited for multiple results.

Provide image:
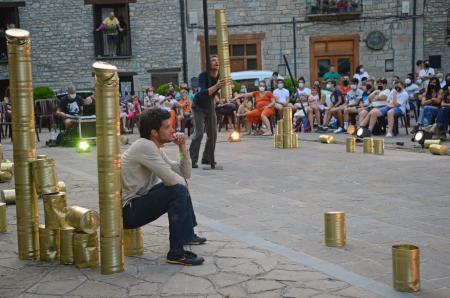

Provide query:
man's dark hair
left=139, top=109, right=171, bottom=140
left=298, top=76, right=306, bottom=83
left=329, top=80, right=336, bottom=87
left=272, top=72, right=279, bottom=76
left=351, top=78, right=359, bottom=84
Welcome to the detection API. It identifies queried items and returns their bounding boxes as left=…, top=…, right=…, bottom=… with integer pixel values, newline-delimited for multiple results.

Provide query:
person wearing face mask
left=338, top=75, right=352, bottom=97
left=429, top=74, right=450, bottom=140
left=410, top=77, right=442, bottom=134
left=358, top=78, right=390, bottom=126
left=234, top=81, right=275, bottom=136
left=436, top=71, right=446, bottom=88
left=319, top=80, right=344, bottom=131
left=342, top=78, right=364, bottom=132
left=353, top=65, right=369, bottom=85
left=273, top=79, right=292, bottom=115
left=295, top=77, right=311, bottom=99
left=418, top=59, right=435, bottom=88
left=143, top=86, right=160, bottom=111
left=359, top=82, right=409, bottom=137
left=404, top=74, right=420, bottom=116
left=57, top=85, right=84, bottom=129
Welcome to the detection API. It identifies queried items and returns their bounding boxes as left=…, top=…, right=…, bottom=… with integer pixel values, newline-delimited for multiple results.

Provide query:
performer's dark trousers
left=189, top=106, right=217, bottom=164
left=122, top=183, right=196, bottom=249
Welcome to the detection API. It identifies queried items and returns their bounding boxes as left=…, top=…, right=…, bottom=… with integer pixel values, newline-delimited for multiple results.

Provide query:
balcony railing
left=307, top=0, right=363, bottom=20
left=0, top=33, right=7, bottom=63
left=94, top=28, right=132, bottom=59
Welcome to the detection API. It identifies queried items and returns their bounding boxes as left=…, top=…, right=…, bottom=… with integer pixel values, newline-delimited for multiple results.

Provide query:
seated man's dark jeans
left=122, top=183, right=197, bottom=251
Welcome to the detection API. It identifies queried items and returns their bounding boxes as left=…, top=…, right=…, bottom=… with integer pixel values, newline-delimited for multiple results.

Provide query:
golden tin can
left=392, top=244, right=420, bottom=292
left=363, top=137, right=374, bottom=154
left=429, top=144, right=448, bottom=155
left=38, top=225, right=59, bottom=262
left=57, top=181, right=66, bottom=192
left=0, top=189, right=15, bottom=205
left=36, top=155, right=47, bottom=160
left=319, top=135, right=334, bottom=144
left=65, top=206, right=99, bottom=234
left=124, top=228, right=144, bottom=256
left=60, top=227, right=75, bottom=264
left=423, top=139, right=440, bottom=149
left=73, top=231, right=91, bottom=269
left=100, top=236, right=124, bottom=275
left=0, top=171, right=13, bottom=182
left=31, top=158, right=58, bottom=195
left=276, top=120, right=284, bottom=135
left=43, top=192, right=67, bottom=229
left=0, top=203, right=7, bottom=233
left=346, top=137, right=356, bottom=153
left=215, top=9, right=233, bottom=101
left=0, top=161, right=14, bottom=173
left=274, top=134, right=283, bottom=149
left=373, top=139, right=384, bottom=155
left=324, top=211, right=346, bottom=247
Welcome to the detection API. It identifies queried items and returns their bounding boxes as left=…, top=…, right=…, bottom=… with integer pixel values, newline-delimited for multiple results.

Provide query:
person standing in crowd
left=411, top=77, right=442, bottom=133
left=270, top=72, right=279, bottom=91
left=323, top=65, right=341, bottom=82
left=338, top=75, right=352, bottom=97
left=121, top=109, right=206, bottom=266
left=415, top=60, right=423, bottom=80
left=353, top=65, right=369, bottom=85
left=273, top=78, right=291, bottom=116
left=56, top=85, right=84, bottom=129
left=96, top=11, right=124, bottom=57
left=418, top=59, right=435, bottom=88
left=235, top=81, right=275, bottom=136
left=189, top=55, right=225, bottom=168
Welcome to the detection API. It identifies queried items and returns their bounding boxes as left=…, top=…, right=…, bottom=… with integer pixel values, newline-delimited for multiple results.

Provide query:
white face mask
left=277, top=84, right=283, bottom=89
left=69, top=93, right=76, bottom=99
left=326, top=84, right=331, bottom=89
left=351, top=85, right=357, bottom=90
left=438, top=78, right=443, bottom=82
left=259, top=86, right=265, bottom=92
left=416, top=79, right=422, bottom=84
left=360, top=68, right=365, bottom=73
left=298, top=83, right=304, bottom=88
left=405, top=78, right=411, bottom=85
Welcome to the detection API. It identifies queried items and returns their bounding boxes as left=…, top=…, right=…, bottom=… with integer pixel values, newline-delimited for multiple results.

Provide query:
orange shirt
left=179, top=99, right=192, bottom=113
left=252, top=91, right=275, bottom=109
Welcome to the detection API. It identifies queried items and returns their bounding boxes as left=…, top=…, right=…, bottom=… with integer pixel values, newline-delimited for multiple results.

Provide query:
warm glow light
left=228, top=131, right=241, bottom=142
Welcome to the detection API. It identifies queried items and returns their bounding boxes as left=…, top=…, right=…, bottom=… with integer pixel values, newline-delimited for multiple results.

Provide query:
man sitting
left=56, top=85, right=84, bottom=129
left=273, top=78, right=291, bottom=117
left=121, top=109, right=206, bottom=266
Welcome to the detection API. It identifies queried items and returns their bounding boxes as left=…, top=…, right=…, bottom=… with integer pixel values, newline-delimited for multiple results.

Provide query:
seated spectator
left=405, top=74, right=420, bottom=114
left=143, top=86, right=160, bottom=111
left=176, top=90, right=192, bottom=132
left=83, top=92, right=96, bottom=115
left=323, top=65, right=341, bottom=82
left=120, top=97, right=129, bottom=133
left=306, top=85, right=321, bottom=131
left=342, top=78, right=363, bottom=130
left=273, top=79, right=292, bottom=115
left=121, top=109, right=205, bottom=266
left=359, top=81, right=409, bottom=137
left=320, top=80, right=344, bottom=131
left=188, top=87, right=195, bottom=101
left=294, top=77, right=311, bottom=107
left=56, top=85, right=84, bottom=129
left=353, top=65, right=369, bottom=85
left=235, top=81, right=275, bottom=136
left=175, top=82, right=189, bottom=100
left=431, top=75, right=450, bottom=140
left=436, top=71, right=446, bottom=89
left=127, top=95, right=142, bottom=128
left=358, top=78, right=390, bottom=124
left=338, top=75, right=352, bottom=97
left=411, top=77, right=442, bottom=133
left=235, top=91, right=253, bottom=131
left=159, top=95, right=178, bottom=129
left=2, top=86, right=12, bottom=122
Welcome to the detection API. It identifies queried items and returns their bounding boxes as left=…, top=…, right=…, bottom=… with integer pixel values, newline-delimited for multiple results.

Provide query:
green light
left=77, top=141, right=91, bottom=152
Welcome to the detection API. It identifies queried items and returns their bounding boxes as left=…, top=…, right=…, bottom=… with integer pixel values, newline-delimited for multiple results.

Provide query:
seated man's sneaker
left=167, top=249, right=204, bottom=266
left=188, top=234, right=207, bottom=245
left=333, top=127, right=344, bottom=134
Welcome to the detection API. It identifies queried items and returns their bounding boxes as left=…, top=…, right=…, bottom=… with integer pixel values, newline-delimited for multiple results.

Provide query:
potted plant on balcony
left=351, top=0, right=360, bottom=11
left=311, top=3, right=320, bottom=14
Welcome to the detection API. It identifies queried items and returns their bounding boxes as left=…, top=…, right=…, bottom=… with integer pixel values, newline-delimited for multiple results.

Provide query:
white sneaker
left=386, top=132, right=393, bottom=137
left=344, top=122, right=349, bottom=130
left=334, top=127, right=344, bottom=134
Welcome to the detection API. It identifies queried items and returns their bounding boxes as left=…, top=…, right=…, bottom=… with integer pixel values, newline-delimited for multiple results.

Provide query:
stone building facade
left=0, top=0, right=448, bottom=98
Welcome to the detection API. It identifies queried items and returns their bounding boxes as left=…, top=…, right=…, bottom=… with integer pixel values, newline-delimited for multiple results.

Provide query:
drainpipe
left=293, top=17, right=297, bottom=79
left=180, top=0, right=188, bottom=83
left=412, top=0, right=417, bottom=78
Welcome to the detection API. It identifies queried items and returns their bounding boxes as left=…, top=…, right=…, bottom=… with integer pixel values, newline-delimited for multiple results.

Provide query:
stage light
left=413, top=130, right=432, bottom=146
left=356, top=127, right=371, bottom=138
left=77, top=140, right=91, bottom=153
left=228, top=131, right=241, bottom=142
left=346, top=124, right=356, bottom=135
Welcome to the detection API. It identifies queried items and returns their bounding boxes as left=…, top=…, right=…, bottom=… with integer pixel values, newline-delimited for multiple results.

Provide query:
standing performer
left=189, top=55, right=224, bottom=168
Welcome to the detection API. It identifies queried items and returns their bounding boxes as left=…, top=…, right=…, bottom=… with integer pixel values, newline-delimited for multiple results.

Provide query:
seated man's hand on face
left=172, top=133, right=186, bottom=148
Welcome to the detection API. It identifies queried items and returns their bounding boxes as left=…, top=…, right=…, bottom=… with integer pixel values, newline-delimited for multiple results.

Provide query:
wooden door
left=310, top=35, right=359, bottom=84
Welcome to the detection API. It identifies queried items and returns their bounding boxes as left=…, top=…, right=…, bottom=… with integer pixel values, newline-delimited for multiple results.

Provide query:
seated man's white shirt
left=419, top=67, right=435, bottom=87
left=121, top=138, right=191, bottom=207
left=371, top=89, right=391, bottom=107
left=273, top=88, right=290, bottom=106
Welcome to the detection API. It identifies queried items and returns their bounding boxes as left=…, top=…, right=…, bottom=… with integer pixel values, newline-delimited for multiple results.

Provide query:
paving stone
left=68, top=281, right=127, bottom=297
left=259, top=269, right=330, bottom=282
left=128, top=282, right=160, bottom=296
left=27, top=279, right=85, bottom=295
left=215, top=248, right=266, bottom=259
left=282, top=287, right=321, bottom=298
left=216, top=257, right=249, bottom=269
left=161, top=273, right=214, bottom=296
left=217, top=285, right=248, bottom=298
left=303, top=278, right=349, bottom=291
left=332, top=286, right=383, bottom=298
left=180, top=263, right=218, bottom=276
left=244, top=279, right=285, bottom=294
left=209, top=272, right=251, bottom=288
left=222, top=260, right=265, bottom=276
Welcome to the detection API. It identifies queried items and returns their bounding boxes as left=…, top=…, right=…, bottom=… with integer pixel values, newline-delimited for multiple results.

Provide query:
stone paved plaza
left=0, top=130, right=449, bottom=298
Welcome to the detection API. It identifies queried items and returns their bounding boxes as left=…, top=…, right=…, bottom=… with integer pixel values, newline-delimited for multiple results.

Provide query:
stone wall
left=423, top=0, right=450, bottom=74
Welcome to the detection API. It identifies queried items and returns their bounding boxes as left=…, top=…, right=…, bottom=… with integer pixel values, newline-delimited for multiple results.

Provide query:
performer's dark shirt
left=59, top=95, right=84, bottom=115
left=192, top=71, right=219, bottom=112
